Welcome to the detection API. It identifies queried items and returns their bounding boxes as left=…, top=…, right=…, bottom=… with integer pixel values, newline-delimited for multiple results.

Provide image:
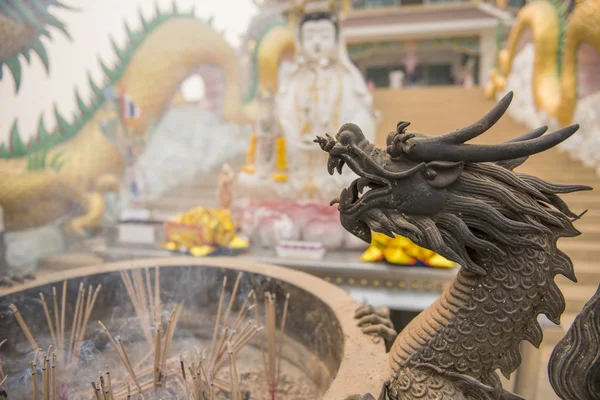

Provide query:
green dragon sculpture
left=0, top=1, right=252, bottom=234
left=316, top=92, right=599, bottom=399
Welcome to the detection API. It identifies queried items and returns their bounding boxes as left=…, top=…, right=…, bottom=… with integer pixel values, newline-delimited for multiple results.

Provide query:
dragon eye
left=386, top=132, right=396, bottom=146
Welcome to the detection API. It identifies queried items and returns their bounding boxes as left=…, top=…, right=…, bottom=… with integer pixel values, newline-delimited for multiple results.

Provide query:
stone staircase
left=373, top=86, right=600, bottom=399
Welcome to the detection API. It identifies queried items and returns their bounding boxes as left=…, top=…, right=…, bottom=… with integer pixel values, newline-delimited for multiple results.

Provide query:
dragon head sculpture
left=315, top=91, right=586, bottom=276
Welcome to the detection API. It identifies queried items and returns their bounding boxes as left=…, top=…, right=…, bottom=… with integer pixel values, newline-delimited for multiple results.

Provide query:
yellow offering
left=161, top=206, right=249, bottom=257
left=361, top=232, right=456, bottom=269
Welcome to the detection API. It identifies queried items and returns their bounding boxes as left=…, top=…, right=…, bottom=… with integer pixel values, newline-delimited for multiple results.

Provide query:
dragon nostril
left=339, top=131, right=355, bottom=145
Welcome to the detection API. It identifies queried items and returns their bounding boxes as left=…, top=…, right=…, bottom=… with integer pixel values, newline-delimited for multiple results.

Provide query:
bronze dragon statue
left=315, top=92, right=600, bottom=399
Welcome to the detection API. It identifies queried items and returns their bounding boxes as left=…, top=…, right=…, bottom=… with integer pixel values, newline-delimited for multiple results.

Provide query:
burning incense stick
left=90, top=379, right=101, bottom=400
left=9, top=304, right=39, bottom=350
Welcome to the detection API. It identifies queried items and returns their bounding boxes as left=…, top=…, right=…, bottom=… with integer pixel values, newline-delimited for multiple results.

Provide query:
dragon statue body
left=315, top=92, right=600, bottom=399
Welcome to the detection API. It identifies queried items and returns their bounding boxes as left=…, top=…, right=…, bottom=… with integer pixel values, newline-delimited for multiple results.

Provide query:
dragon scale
left=386, top=182, right=577, bottom=397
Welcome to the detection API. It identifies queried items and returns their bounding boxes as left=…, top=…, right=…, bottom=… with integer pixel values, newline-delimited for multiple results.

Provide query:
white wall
left=0, top=0, right=257, bottom=145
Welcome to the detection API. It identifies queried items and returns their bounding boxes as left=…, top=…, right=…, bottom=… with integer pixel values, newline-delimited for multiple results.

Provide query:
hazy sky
left=0, top=0, right=258, bottom=144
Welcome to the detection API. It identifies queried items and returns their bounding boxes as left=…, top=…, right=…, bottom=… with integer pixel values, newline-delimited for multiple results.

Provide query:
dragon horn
left=505, top=125, right=548, bottom=143
left=405, top=124, right=580, bottom=163
left=434, top=91, right=513, bottom=144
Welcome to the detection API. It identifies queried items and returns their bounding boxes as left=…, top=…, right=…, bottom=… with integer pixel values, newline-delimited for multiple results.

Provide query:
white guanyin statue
left=233, top=0, right=375, bottom=250
left=276, top=0, right=376, bottom=201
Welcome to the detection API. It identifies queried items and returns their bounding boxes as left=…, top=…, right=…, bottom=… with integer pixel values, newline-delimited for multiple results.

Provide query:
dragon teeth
left=327, top=156, right=337, bottom=175
left=341, top=188, right=351, bottom=206
left=357, top=178, right=368, bottom=195
left=336, top=159, right=344, bottom=174
left=350, top=179, right=359, bottom=200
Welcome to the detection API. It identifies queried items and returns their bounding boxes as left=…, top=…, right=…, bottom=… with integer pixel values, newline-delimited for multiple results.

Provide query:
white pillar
left=479, top=28, right=497, bottom=87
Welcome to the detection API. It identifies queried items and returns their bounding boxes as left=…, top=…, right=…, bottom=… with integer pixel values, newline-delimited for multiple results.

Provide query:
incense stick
left=31, top=360, right=39, bottom=400
left=60, top=281, right=67, bottom=359
left=227, top=342, right=241, bottom=400
left=154, top=267, right=160, bottom=320
left=73, top=285, right=102, bottom=361
left=276, top=293, right=290, bottom=382
left=153, top=322, right=162, bottom=387
left=132, top=270, right=150, bottom=330
left=117, top=336, right=140, bottom=393
left=40, top=293, right=57, bottom=349
left=42, top=354, right=49, bottom=400
left=51, top=352, right=56, bottom=400
left=232, top=294, right=254, bottom=333
left=209, top=277, right=227, bottom=365
left=253, top=292, right=268, bottom=375
left=179, top=355, right=186, bottom=381
left=9, top=304, right=38, bottom=350
left=97, top=321, right=142, bottom=394
left=67, top=283, right=84, bottom=363
left=120, top=271, right=153, bottom=347
left=159, top=303, right=183, bottom=383
left=0, top=339, right=7, bottom=395
left=265, top=293, right=277, bottom=397
left=222, top=273, right=243, bottom=328
left=90, top=380, right=101, bottom=400
left=143, top=268, right=153, bottom=318
left=105, top=365, right=113, bottom=400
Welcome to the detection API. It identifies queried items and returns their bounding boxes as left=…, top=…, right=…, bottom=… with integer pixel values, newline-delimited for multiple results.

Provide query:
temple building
left=243, top=0, right=525, bottom=89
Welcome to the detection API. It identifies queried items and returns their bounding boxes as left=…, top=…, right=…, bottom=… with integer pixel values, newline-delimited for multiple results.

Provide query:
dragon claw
left=355, top=305, right=397, bottom=348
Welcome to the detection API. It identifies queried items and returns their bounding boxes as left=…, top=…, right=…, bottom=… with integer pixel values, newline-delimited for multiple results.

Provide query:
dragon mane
left=364, top=161, right=585, bottom=276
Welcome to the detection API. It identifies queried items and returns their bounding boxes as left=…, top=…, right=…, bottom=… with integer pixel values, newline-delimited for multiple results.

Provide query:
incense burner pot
left=0, top=257, right=387, bottom=399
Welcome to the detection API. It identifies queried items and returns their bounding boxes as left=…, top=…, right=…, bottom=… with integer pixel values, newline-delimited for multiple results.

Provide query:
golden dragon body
left=0, top=4, right=294, bottom=234
left=486, top=0, right=600, bottom=126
